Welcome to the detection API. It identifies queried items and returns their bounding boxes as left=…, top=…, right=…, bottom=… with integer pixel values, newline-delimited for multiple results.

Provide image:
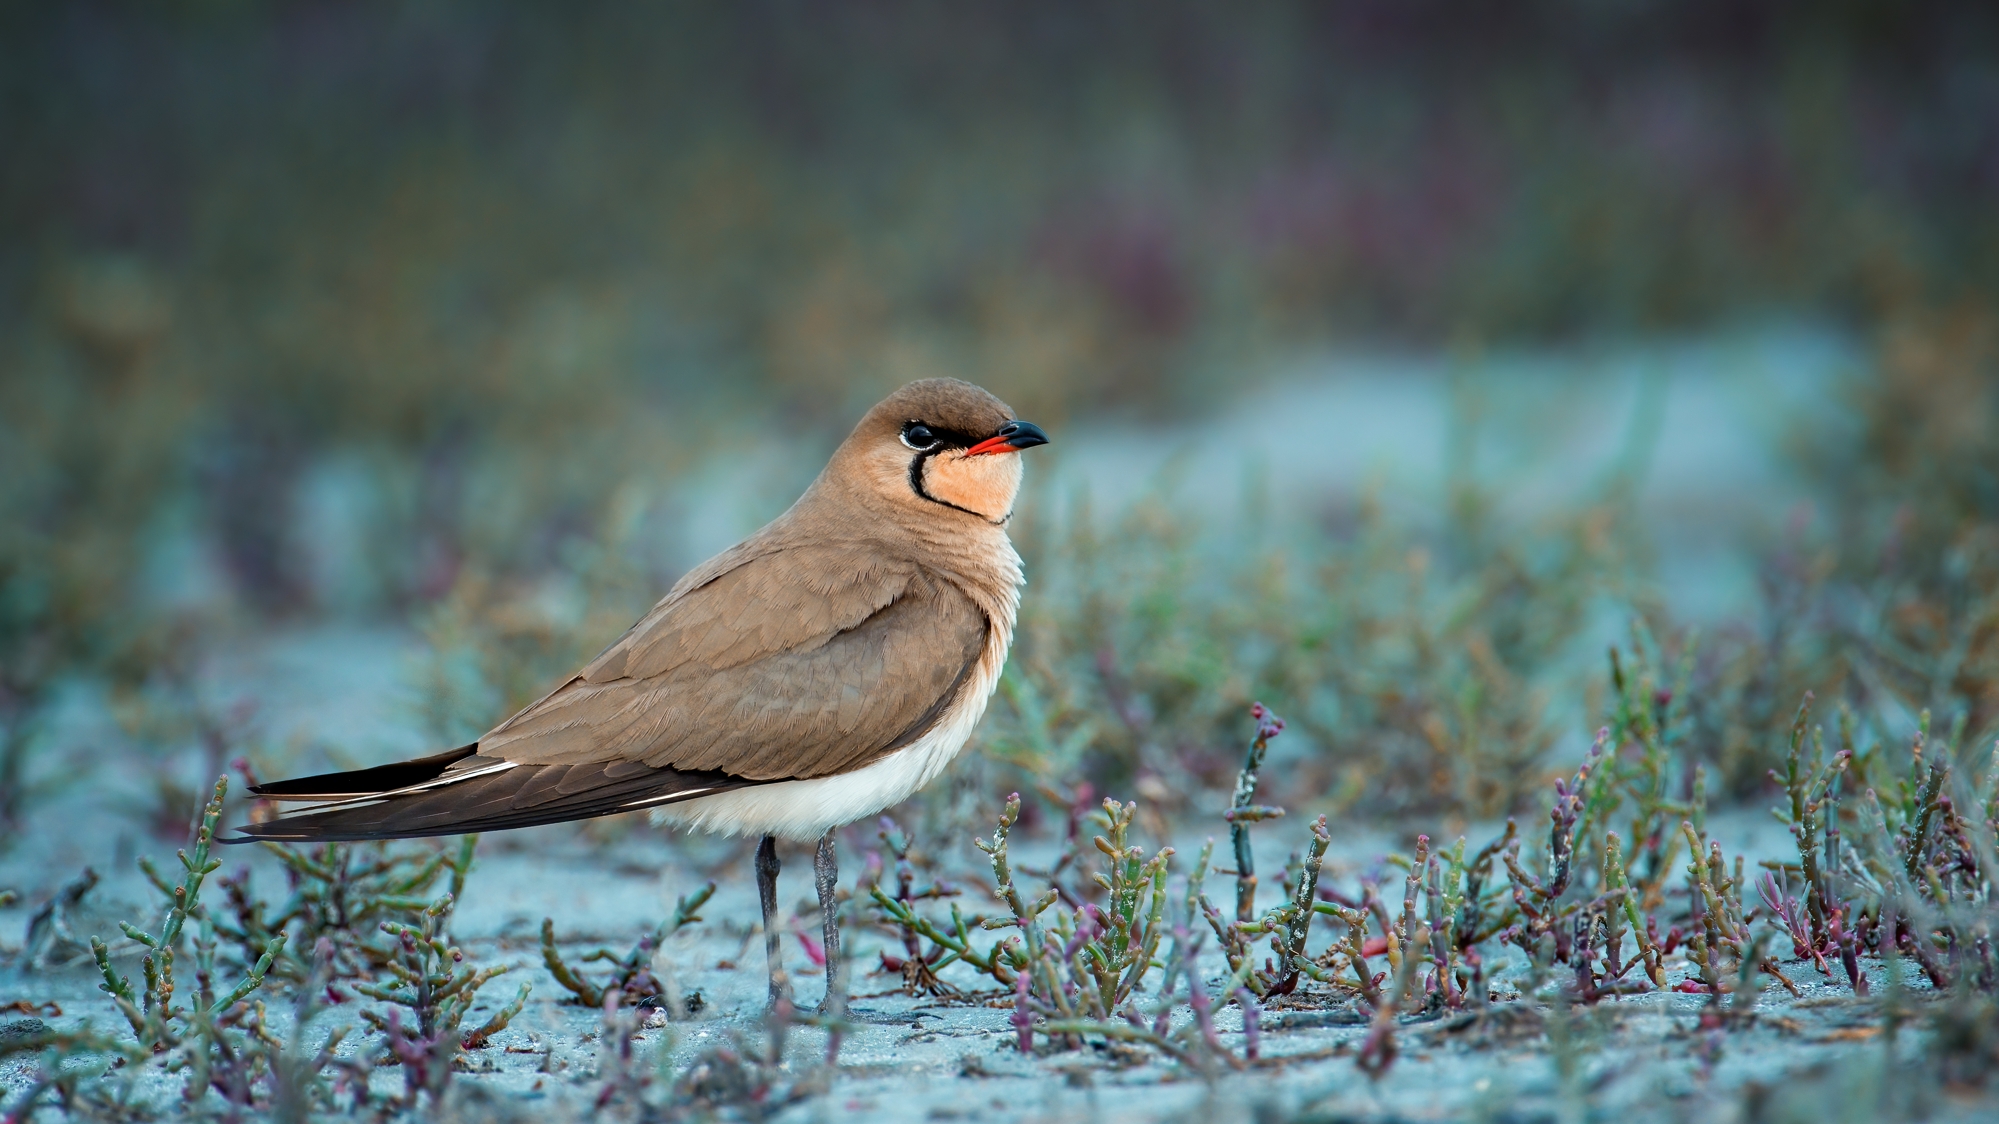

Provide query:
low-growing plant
left=2, top=780, right=535, bottom=1118
left=89, top=778, right=286, bottom=1064
left=212, top=820, right=476, bottom=988
left=864, top=816, right=969, bottom=995
left=0, top=1018, right=149, bottom=1121
left=1200, top=704, right=1333, bottom=998
left=991, top=791, right=1261, bottom=1072
left=1766, top=698, right=1999, bottom=1006
left=358, top=888, right=530, bottom=1106
left=872, top=687, right=1966, bottom=1080
left=0, top=778, right=306, bottom=1117
left=542, top=880, right=716, bottom=1011
left=591, top=988, right=832, bottom=1120
left=867, top=781, right=1261, bottom=1070
left=871, top=706, right=1368, bottom=1071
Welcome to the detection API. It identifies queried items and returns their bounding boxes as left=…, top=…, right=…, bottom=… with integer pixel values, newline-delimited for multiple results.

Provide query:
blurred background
left=3, top=1, right=1996, bottom=848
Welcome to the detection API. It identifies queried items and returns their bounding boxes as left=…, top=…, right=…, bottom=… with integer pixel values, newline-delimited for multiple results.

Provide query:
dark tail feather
left=248, top=745, right=480, bottom=800
left=229, top=752, right=747, bottom=843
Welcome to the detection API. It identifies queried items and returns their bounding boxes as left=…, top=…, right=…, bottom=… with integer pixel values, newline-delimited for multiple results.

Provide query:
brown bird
left=230, top=379, right=1049, bottom=1013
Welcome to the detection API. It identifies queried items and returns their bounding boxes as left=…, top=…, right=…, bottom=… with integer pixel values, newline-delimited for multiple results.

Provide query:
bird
left=228, top=378, right=1049, bottom=1015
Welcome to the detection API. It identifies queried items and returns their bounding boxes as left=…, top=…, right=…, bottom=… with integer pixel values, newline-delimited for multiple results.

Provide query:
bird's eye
left=900, top=423, right=939, bottom=451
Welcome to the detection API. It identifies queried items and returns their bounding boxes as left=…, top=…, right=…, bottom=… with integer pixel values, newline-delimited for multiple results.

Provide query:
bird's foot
left=763, top=966, right=795, bottom=1016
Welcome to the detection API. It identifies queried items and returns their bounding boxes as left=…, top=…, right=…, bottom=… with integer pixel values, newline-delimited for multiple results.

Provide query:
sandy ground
left=5, top=800, right=1995, bottom=1123
left=7, top=332, right=1991, bottom=1120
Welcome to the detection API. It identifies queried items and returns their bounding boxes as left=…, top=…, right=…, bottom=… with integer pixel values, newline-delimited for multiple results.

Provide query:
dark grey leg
left=814, top=830, right=845, bottom=1018
left=756, top=834, right=787, bottom=1005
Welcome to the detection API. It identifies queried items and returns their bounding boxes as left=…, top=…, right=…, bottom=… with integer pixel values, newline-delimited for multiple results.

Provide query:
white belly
left=649, top=650, right=1002, bottom=842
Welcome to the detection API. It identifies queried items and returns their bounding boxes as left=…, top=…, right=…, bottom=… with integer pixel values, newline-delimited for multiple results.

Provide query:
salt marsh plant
left=992, top=455, right=1626, bottom=824
left=1763, top=696, right=1999, bottom=1006
left=542, top=880, right=716, bottom=1011
left=867, top=783, right=1260, bottom=1070
left=868, top=705, right=1332, bottom=1068
left=216, top=808, right=481, bottom=987
left=0, top=781, right=528, bottom=1118
left=589, top=990, right=834, bottom=1123
left=867, top=794, right=1173, bottom=1008
left=870, top=688, right=1971, bottom=1077
left=90, top=779, right=285, bottom=1057
left=2, top=779, right=294, bottom=1117
left=360, top=891, right=529, bottom=1106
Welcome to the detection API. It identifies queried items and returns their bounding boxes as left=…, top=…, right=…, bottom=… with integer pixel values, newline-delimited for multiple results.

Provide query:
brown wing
left=233, top=754, right=745, bottom=841
left=232, top=544, right=990, bottom=843
left=478, top=545, right=990, bottom=779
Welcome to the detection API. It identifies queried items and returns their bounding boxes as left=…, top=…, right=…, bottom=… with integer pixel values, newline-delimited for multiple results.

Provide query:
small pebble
left=1, top=1018, right=51, bottom=1043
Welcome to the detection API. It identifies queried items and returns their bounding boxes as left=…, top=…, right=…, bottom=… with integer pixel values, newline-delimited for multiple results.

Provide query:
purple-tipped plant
left=1228, top=702, right=1288, bottom=922
left=1755, top=871, right=1819, bottom=969
left=869, top=796, right=1042, bottom=993
left=1767, top=692, right=1851, bottom=974
left=356, top=890, right=529, bottom=1104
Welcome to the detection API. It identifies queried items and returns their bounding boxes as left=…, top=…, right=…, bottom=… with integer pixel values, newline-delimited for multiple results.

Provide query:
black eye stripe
left=901, top=421, right=986, bottom=450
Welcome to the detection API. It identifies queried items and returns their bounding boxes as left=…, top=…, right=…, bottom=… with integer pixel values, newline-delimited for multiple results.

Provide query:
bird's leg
left=814, top=829, right=846, bottom=1018
left=756, top=833, right=787, bottom=1006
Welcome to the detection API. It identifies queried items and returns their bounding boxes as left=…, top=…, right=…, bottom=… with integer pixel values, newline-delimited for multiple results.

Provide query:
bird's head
left=834, top=378, right=1050, bottom=525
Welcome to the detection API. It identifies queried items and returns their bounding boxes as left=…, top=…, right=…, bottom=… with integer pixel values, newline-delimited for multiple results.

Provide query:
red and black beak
left=965, top=420, right=1051, bottom=456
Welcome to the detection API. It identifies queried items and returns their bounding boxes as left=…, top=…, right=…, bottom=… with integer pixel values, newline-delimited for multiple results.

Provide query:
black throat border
left=907, top=448, right=1005, bottom=524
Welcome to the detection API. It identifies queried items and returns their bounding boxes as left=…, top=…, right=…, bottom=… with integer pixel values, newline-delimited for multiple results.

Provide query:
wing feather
left=481, top=546, right=988, bottom=780
left=234, top=541, right=993, bottom=844
left=235, top=758, right=743, bottom=842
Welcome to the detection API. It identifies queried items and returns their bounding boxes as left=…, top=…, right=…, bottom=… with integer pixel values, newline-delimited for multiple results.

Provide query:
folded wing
left=233, top=544, right=989, bottom=842
left=483, top=552, right=989, bottom=778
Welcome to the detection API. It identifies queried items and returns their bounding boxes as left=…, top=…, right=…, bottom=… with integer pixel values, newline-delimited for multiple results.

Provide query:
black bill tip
left=966, top=419, right=1050, bottom=455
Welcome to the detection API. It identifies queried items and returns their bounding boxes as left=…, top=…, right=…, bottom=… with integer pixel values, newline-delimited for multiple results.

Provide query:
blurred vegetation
left=3, top=2, right=1998, bottom=834
left=988, top=300, right=1999, bottom=819
left=991, top=464, right=1628, bottom=819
